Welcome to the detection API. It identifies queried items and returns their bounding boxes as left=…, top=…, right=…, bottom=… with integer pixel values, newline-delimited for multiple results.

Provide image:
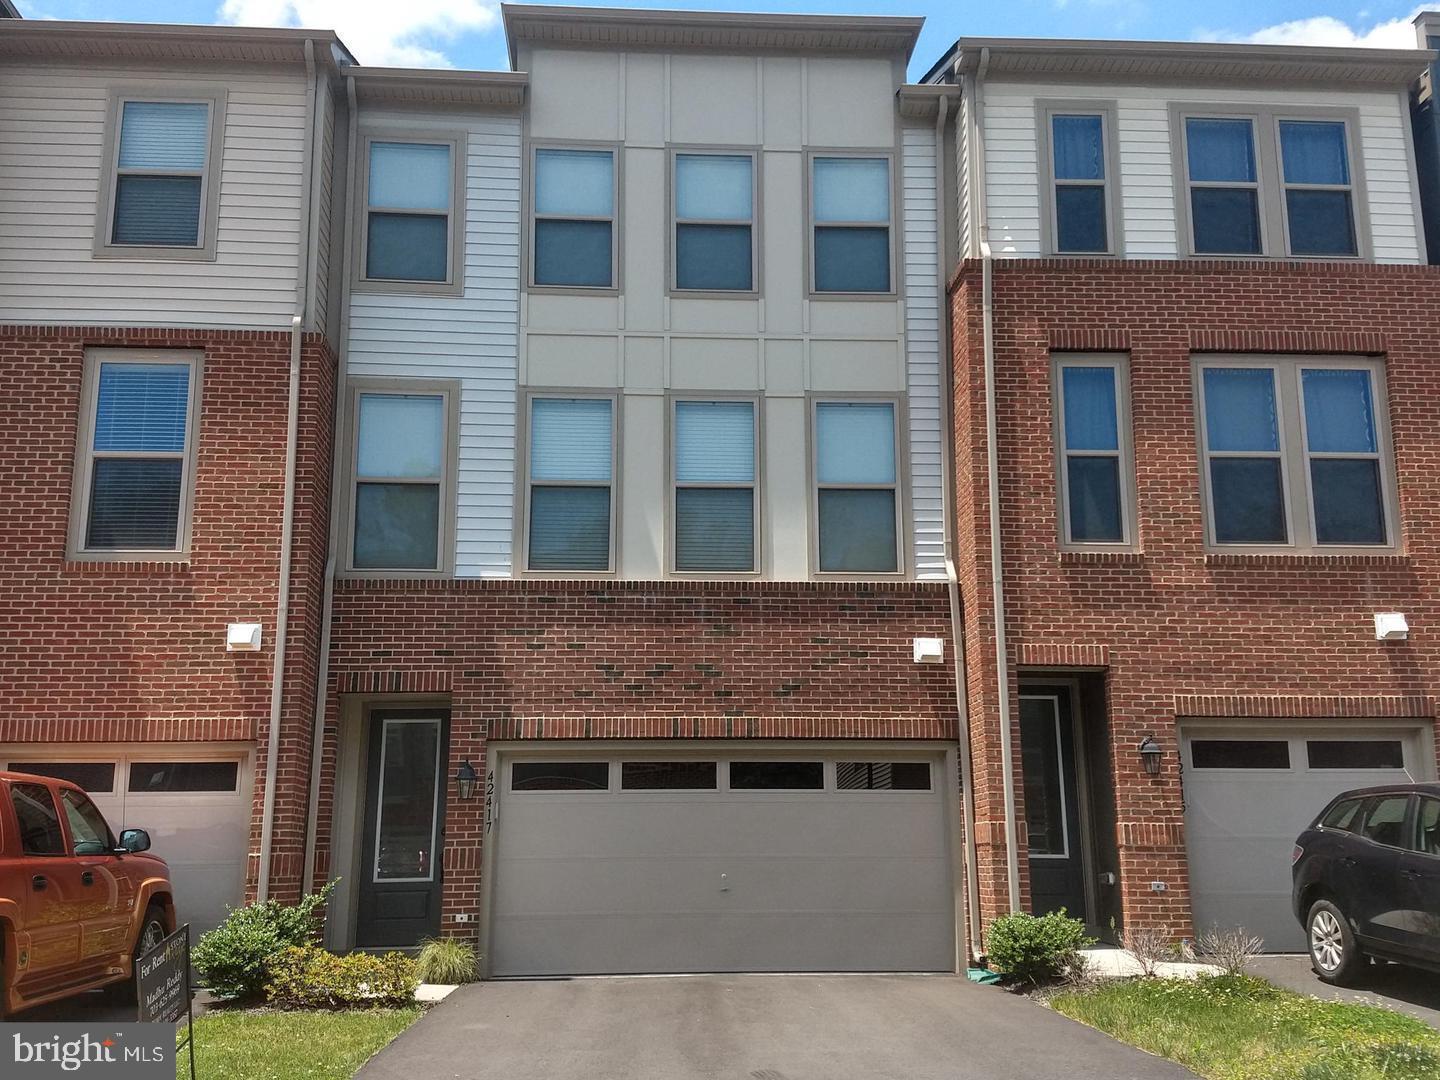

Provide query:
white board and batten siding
left=347, top=111, right=523, bottom=578
left=979, top=83, right=1424, bottom=264
left=901, top=123, right=946, bottom=581
left=0, top=63, right=313, bottom=328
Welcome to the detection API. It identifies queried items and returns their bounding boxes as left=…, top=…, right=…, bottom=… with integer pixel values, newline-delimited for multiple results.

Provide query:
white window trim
left=667, top=395, right=762, bottom=577
left=667, top=146, right=761, bottom=297
left=340, top=377, right=459, bottom=578
left=354, top=131, right=467, bottom=296
left=68, top=349, right=203, bottom=563
left=1193, top=354, right=1398, bottom=554
left=805, top=148, right=898, bottom=300
left=517, top=390, right=621, bottom=576
left=93, top=88, right=226, bottom=262
left=1053, top=354, right=1137, bottom=551
left=527, top=141, right=622, bottom=294
left=1037, top=101, right=1124, bottom=257
left=808, top=395, right=908, bottom=578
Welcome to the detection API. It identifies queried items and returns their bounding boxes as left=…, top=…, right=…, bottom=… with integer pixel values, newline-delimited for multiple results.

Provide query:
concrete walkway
left=357, top=974, right=1195, bottom=1080
left=1249, top=955, right=1440, bottom=1029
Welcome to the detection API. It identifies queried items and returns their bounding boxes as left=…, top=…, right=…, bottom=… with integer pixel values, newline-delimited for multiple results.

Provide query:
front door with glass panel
left=1020, top=690, right=1087, bottom=921
left=356, top=709, right=448, bottom=947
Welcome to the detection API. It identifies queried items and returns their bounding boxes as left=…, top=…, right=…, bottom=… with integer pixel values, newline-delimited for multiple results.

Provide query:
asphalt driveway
left=356, top=974, right=1194, bottom=1080
left=1249, top=955, right=1440, bottom=1029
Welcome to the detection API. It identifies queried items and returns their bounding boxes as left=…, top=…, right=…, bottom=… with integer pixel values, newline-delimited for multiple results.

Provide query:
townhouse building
left=928, top=37, right=1440, bottom=949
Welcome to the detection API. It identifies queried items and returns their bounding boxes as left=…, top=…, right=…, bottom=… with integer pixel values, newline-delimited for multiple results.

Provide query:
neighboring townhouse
left=0, top=19, right=351, bottom=933
left=928, top=38, right=1440, bottom=950
left=298, top=5, right=969, bottom=975
left=1411, top=11, right=1440, bottom=260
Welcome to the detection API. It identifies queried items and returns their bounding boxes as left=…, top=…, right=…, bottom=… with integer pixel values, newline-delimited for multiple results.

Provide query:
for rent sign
left=135, top=928, right=187, bottom=1025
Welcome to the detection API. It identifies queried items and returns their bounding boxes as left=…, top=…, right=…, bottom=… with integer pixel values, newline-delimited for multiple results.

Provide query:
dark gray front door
left=356, top=709, right=448, bottom=948
left=1020, top=690, right=1087, bottom=921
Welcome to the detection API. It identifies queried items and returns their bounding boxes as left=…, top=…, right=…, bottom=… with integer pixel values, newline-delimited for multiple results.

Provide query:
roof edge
left=349, top=66, right=528, bottom=108
left=0, top=19, right=358, bottom=68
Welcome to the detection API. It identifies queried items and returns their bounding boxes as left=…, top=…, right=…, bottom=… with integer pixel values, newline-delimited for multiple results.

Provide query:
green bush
left=192, top=881, right=336, bottom=1000
left=985, top=909, right=1094, bottom=984
left=415, top=938, right=479, bottom=984
left=265, top=946, right=418, bottom=1010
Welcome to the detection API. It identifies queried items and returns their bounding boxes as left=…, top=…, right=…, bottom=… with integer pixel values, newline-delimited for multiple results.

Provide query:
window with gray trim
left=811, top=155, right=892, bottom=293
left=1044, top=108, right=1116, bottom=254
left=72, top=351, right=201, bottom=556
left=348, top=386, right=452, bottom=572
left=1196, top=356, right=1394, bottom=551
left=105, top=98, right=216, bottom=250
left=361, top=137, right=460, bottom=287
left=673, top=153, right=755, bottom=291
left=1176, top=106, right=1365, bottom=259
left=814, top=400, right=900, bottom=573
left=1054, top=356, right=1133, bottom=546
left=532, top=147, right=615, bottom=288
left=526, top=396, right=615, bottom=572
left=673, top=400, right=756, bottom=573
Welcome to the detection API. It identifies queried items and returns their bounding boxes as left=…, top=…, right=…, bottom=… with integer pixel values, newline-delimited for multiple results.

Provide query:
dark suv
left=1292, top=783, right=1440, bottom=984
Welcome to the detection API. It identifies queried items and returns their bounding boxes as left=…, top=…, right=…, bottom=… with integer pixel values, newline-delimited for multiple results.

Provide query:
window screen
left=675, top=154, right=753, bottom=291
left=812, top=157, right=890, bottom=292
left=534, top=149, right=614, bottom=287
left=366, top=142, right=452, bottom=283
left=111, top=101, right=209, bottom=247
left=674, top=401, right=755, bottom=571
left=528, top=398, right=613, bottom=571
left=815, top=402, right=898, bottom=573
left=352, top=392, right=446, bottom=570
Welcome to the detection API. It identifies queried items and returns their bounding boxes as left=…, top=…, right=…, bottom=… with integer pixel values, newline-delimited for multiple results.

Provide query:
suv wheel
left=108, top=905, right=168, bottom=1006
left=1309, top=899, right=1364, bottom=985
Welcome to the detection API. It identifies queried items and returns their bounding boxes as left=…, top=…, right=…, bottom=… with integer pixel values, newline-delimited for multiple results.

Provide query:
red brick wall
left=307, top=579, right=957, bottom=938
left=0, top=325, right=335, bottom=902
left=949, top=259, right=1440, bottom=939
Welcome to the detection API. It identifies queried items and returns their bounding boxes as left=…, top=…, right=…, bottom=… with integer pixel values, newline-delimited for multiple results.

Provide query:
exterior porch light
left=455, top=759, right=479, bottom=800
left=1138, top=736, right=1163, bottom=777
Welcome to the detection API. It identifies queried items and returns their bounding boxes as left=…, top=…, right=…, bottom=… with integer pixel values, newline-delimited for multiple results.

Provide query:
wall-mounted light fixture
left=1138, top=735, right=1163, bottom=777
left=455, top=760, right=478, bottom=800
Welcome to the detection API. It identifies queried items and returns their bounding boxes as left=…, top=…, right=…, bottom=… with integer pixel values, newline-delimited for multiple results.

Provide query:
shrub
left=1121, top=925, right=1174, bottom=977
left=415, top=938, right=479, bottom=984
left=985, top=910, right=1094, bottom=985
left=192, top=881, right=336, bottom=1000
left=1194, top=926, right=1265, bottom=976
left=265, top=946, right=418, bottom=1010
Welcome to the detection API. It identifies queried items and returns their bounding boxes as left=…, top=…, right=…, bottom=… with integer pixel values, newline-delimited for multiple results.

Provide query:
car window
left=60, top=789, right=114, bottom=855
left=10, top=782, right=66, bottom=855
left=1415, top=798, right=1440, bottom=857
left=1321, top=798, right=1363, bottom=831
left=1361, top=795, right=1411, bottom=848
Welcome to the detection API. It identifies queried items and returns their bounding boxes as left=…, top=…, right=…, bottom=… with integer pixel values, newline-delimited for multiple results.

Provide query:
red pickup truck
left=0, top=770, right=174, bottom=1017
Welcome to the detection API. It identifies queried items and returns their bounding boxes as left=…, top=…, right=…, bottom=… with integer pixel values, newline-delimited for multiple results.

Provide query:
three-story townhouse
left=928, top=37, right=1440, bottom=951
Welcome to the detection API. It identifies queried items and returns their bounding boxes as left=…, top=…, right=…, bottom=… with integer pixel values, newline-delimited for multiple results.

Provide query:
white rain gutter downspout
left=933, top=90, right=983, bottom=963
left=301, top=72, right=358, bottom=898
left=257, top=39, right=318, bottom=902
left=973, top=47, right=1022, bottom=912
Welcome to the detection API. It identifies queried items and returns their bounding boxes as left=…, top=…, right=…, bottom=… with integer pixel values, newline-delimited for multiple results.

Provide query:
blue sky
left=15, top=0, right=1432, bottom=78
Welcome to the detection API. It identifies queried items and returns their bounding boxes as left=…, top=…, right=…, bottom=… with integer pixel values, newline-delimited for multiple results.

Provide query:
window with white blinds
left=362, top=138, right=460, bottom=287
left=814, top=401, right=900, bottom=574
left=73, top=352, right=201, bottom=556
left=673, top=401, right=756, bottom=572
left=349, top=389, right=451, bottom=572
left=108, top=100, right=213, bottom=249
left=527, top=398, right=615, bottom=571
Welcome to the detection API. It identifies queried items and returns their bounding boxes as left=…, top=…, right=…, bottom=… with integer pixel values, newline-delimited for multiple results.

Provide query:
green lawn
left=1050, top=974, right=1440, bottom=1080
left=178, top=1007, right=421, bottom=1080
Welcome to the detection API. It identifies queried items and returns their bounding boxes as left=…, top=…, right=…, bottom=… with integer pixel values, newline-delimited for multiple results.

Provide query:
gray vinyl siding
left=347, top=111, right=522, bottom=578
left=0, top=62, right=310, bottom=328
left=902, top=124, right=946, bottom=581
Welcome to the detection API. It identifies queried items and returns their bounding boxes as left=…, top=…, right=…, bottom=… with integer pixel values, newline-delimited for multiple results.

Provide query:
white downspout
left=973, top=47, right=1022, bottom=912
left=257, top=39, right=317, bottom=902
left=933, top=91, right=983, bottom=963
left=301, top=72, right=358, bottom=900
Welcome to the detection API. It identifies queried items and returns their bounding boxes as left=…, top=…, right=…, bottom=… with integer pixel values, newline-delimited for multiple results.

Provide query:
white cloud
left=218, top=0, right=500, bottom=67
left=1202, top=7, right=1425, bottom=49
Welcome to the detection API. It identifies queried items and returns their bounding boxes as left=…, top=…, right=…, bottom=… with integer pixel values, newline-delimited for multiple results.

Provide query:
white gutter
left=301, top=72, right=359, bottom=898
left=972, top=46, right=1022, bottom=912
left=256, top=39, right=317, bottom=902
left=931, top=92, right=983, bottom=963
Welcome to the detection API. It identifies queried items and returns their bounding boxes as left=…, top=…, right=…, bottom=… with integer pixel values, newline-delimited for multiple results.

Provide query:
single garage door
left=487, top=750, right=956, bottom=976
left=1181, top=725, right=1425, bottom=951
left=5, top=746, right=253, bottom=937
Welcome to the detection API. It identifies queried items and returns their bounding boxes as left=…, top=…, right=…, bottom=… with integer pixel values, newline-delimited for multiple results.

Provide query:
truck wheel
left=109, top=905, right=167, bottom=1006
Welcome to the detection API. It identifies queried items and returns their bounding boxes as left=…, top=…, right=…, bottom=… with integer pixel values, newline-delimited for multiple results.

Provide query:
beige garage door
left=1181, top=725, right=1425, bottom=951
left=487, top=750, right=956, bottom=976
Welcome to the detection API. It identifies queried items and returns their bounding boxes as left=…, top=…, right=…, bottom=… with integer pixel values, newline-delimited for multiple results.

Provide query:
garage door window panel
left=1306, top=740, right=1404, bottom=770
left=1190, top=739, right=1291, bottom=770
left=835, top=762, right=932, bottom=791
left=1361, top=795, right=1411, bottom=849
left=621, top=762, right=718, bottom=790
left=128, top=761, right=238, bottom=793
left=511, top=762, right=610, bottom=791
left=7, top=762, right=116, bottom=794
left=729, top=761, right=824, bottom=790
left=61, top=789, right=114, bottom=855
left=11, top=783, right=66, bottom=856
left=373, top=719, right=441, bottom=882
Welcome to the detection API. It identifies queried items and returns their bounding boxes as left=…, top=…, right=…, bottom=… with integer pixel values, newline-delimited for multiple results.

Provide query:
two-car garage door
left=486, top=750, right=957, bottom=977
left=5, top=745, right=253, bottom=937
left=1181, top=725, right=1427, bottom=951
